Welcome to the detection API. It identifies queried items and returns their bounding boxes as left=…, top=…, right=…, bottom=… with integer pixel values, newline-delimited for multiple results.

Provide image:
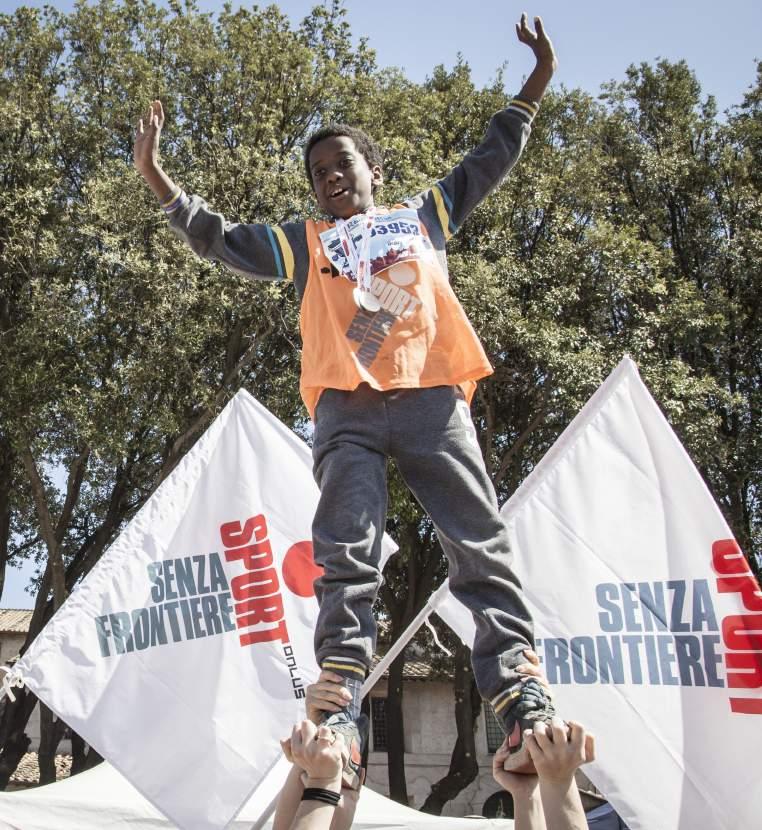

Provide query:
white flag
left=434, top=357, right=762, bottom=830
left=4, top=390, right=396, bottom=830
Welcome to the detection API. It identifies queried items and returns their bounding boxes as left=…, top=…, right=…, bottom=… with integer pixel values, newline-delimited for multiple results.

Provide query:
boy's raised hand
left=134, top=99, right=165, bottom=174
left=516, top=13, right=557, bottom=71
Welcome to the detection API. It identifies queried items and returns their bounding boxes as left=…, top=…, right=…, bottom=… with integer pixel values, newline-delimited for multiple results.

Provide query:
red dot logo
left=282, top=541, right=323, bottom=598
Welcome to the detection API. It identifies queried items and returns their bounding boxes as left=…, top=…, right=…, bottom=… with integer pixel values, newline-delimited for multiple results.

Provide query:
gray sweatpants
left=311, top=384, right=534, bottom=702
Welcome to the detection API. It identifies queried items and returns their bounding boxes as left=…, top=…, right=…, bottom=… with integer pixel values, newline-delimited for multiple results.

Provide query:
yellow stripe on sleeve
left=273, top=226, right=295, bottom=280
left=431, top=185, right=453, bottom=241
left=492, top=688, right=521, bottom=715
left=510, top=98, right=537, bottom=116
left=321, top=661, right=366, bottom=678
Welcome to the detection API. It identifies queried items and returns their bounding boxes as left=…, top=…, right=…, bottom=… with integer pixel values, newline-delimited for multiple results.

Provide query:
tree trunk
left=38, top=703, right=67, bottom=785
left=71, top=732, right=103, bottom=775
left=0, top=688, right=37, bottom=790
left=20, top=446, right=67, bottom=609
left=385, top=647, right=408, bottom=805
left=0, top=434, right=13, bottom=603
left=420, top=644, right=482, bottom=815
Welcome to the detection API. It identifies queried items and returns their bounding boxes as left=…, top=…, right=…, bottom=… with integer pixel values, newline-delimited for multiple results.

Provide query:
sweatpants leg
left=388, top=385, right=533, bottom=701
left=311, top=386, right=389, bottom=678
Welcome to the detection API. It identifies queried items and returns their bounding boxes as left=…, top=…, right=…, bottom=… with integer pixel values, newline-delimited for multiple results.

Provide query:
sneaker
left=497, top=678, right=557, bottom=774
left=321, top=710, right=368, bottom=790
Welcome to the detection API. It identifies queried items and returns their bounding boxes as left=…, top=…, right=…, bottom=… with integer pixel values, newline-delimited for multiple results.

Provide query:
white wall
left=365, top=680, right=506, bottom=818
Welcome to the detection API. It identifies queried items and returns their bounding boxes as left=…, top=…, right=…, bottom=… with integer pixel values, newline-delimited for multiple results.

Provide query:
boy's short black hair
left=304, top=124, right=384, bottom=193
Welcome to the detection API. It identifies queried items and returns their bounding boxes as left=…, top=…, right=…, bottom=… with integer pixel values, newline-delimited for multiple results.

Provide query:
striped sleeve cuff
left=431, top=181, right=457, bottom=241
left=160, top=187, right=187, bottom=214
left=321, top=655, right=367, bottom=679
left=266, top=225, right=296, bottom=281
left=507, top=96, right=540, bottom=124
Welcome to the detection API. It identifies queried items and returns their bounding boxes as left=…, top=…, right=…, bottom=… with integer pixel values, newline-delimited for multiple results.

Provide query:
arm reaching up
left=528, top=719, right=595, bottom=830
left=133, top=99, right=179, bottom=204
left=516, top=13, right=558, bottom=104
left=132, top=98, right=310, bottom=290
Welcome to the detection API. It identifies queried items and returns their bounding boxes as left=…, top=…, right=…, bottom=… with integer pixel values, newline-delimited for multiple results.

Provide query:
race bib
left=319, top=208, right=433, bottom=283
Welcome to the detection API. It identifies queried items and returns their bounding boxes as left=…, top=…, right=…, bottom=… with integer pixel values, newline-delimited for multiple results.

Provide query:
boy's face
left=309, top=135, right=383, bottom=219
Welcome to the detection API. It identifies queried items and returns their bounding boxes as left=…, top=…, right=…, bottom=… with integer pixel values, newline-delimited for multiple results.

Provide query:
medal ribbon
left=335, top=208, right=376, bottom=292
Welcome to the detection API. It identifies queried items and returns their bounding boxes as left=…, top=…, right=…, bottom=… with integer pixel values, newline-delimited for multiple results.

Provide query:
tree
left=0, top=0, right=378, bottom=784
left=2, top=0, right=759, bottom=802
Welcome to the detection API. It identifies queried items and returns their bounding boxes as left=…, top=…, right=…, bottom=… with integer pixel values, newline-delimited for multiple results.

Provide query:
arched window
left=482, top=790, right=514, bottom=819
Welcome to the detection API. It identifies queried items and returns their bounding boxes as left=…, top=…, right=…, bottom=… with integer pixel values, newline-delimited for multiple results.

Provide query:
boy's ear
left=371, top=165, right=384, bottom=188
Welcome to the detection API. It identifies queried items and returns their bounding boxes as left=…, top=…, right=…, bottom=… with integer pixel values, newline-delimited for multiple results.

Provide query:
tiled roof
left=0, top=609, right=32, bottom=633
left=9, top=753, right=72, bottom=786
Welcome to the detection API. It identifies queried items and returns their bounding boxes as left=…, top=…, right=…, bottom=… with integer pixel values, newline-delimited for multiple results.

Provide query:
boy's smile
left=309, top=135, right=383, bottom=219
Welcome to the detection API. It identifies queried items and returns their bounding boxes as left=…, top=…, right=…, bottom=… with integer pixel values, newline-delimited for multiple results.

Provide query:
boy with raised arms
left=134, top=13, right=560, bottom=788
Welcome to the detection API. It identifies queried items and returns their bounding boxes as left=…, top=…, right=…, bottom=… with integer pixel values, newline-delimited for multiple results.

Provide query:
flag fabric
left=4, top=390, right=395, bottom=830
left=433, top=357, right=762, bottom=830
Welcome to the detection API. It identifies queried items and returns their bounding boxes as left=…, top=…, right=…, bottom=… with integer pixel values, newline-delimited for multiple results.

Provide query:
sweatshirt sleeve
left=164, top=192, right=310, bottom=297
left=407, top=95, right=539, bottom=250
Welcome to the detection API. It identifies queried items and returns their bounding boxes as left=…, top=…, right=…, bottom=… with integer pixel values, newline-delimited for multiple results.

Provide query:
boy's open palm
left=516, top=13, right=557, bottom=68
left=134, top=99, right=164, bottom=173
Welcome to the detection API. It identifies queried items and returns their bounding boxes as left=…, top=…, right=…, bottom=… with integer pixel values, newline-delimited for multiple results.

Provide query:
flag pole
left=252, top=584, right=453, bottom=828
left=361, top=583, right=451, bottom=696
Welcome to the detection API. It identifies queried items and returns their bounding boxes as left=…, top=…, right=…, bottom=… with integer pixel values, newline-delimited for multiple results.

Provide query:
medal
left=353, top=287, right=382, bottom=312
left=335, top=209, right=379, bottom=312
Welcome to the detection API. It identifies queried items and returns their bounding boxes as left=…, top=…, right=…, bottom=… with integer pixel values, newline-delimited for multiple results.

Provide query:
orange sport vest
left=299, top=207, right=493, bottom=419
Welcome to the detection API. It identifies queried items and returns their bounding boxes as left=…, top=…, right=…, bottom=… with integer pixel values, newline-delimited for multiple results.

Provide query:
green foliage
left=0, top=0, right=757, bottom=623
left=1, top=0, right=760, bottom=802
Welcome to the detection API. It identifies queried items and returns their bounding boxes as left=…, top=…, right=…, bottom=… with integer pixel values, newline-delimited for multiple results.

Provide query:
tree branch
left=19, top=446, right=66, bottom=610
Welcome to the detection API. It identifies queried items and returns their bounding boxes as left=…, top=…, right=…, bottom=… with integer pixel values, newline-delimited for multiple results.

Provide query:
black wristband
left=302, top=787, right=341, bottom=806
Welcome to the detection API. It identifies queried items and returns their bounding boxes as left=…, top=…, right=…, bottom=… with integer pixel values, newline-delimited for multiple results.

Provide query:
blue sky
left=1, top=0, right=760, bottom=609
left=1, top=0, right=760, bottom=112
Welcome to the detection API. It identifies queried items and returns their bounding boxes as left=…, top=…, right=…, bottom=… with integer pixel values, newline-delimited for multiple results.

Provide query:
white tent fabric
left=0, top=761, right=513, bottom=830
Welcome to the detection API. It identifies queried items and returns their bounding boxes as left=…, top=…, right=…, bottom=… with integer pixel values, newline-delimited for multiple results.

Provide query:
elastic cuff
left=507, top=96, right=539, bottom=124
left=320, top=655, right=367, bottom=680
left=491, top=686, right=522, bottom=716
left=160, top=187, right=186, bottom=214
